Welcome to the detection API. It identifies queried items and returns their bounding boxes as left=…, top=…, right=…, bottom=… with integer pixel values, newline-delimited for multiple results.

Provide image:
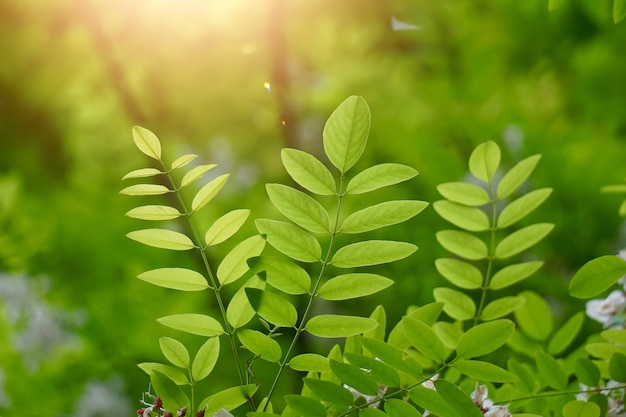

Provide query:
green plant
left=123, top=96, right=626, bottom=417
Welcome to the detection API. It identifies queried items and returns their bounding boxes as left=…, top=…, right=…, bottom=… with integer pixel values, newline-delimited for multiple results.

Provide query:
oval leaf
left=469, top=141, right=500, bottom=183
left=433, top=200, right=490, bottom=232
left=281, top=148, right=336, bottom=195
left=126, top=205, right=182, bottom=221
left=289, top=353, right=330, bottom=372
left=266, top=184, right=330, bottom=233
left=191, top=173, right=229, bottom=212
left=452, top=360, right=518, bottom=383
left=344, top=352, right=401, bottom=387
left=248, top=256, right=310, bottom=295
left=494, top=223, right=554, bottom=259
left=456, top=319, right=514, bottom=359
left=434, top=380, right=484, bottom=417
left=127, top=228, right=195, bottom=251
left=303, top=378, right=354, bottom=407
left=255, top=219, right=322, bottom=262
left=490, top=261, right=544, bottom=290
left=284, top=395, right=326, bottom=417
left=305, top=315, right=377, bottom=338
left=226, top=276, right=264, bottom=329
left=181, top=164, right=218, bottom=188
left=340, top=200, right=428, bottom=234
left=331, top=240, right=417, bottom=268
left=323, top=96, right=370, bottom=174
left=122, top=168, right=163, bottom=180
left=205, top=209, right=250, bottom=246
left=436, top=230, right=488, bottom=260
left=497, top=188, right=552, bottom=229
left=548, top=312, right=585, bottom=355
left=120, top=184, right=170, bottom=196
left=480, top=296, right=525, bottom=321
left=384, top=398, right=423, bottom=417
left=436, top=182, right=490, bottom=206
left=318, top=274, right=393, bottom=300
left=433, top=287, right=476, bottom=321
left=159, top=337, right=190, bottom=368
left=346, top=163, right=418, bottom=195
left=171, top=153, right=198, bottom=170
left=245, top=288, right=298, bottom=328
left=137, top=268, right=209, bottom=291
left=202, top=385, right=258, bottom=415
left=133, top=126, right=162, bottom=160
left=496, top=154, right=542, bottom=199
left=402, top=316, right=446, bottom=362
left=217, top=235, right=266, bottom=286
left=435, top=258, right=483, bottom=289
left=329, top=359, right=379, bottom=396
left=157, top=314, right=224, bottom=337
left=192, top=337, right=220, bottom=381
left=562, top=400, right=600, bottom=417
left=570, top=255, right=626, bottom=299
left=536, top=350, right=567, bottom=389
left=238, top=329, right=282, bottom=363
left=150, top=370, right=189, bottom=412
left=514, top=290, right=553, bottom=341
left=138, top=362, right=188, bottom=385
left=359, top=337, right=423, bottom=377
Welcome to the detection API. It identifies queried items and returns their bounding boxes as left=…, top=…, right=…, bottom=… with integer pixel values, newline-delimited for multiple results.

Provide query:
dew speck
left=264, top=82, right=271, bottom=92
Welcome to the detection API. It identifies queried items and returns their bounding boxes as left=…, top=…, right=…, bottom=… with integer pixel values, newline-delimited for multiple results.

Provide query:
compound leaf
left=436, top=230, right=488, bottom=260
left=305, top=315, right=378, bottom=338
left=480, top=296, right=525, bottom=321
left=318, top=274, right=393, bottom=300
left=245, top=288, right=298, bottom=328
left=340, top=200, right=428, bottom=234
left=138, top=362, right=188, bottom=385
left=289, top=354, right=330, bottom=372
left=137, top=268, right=209, bottom=291
left=331, top=240, right=417, bottom=268
left=127, top=228, right=195, bottom=251
left=281, top=148, right=336, bottom=195
left=132, top=126, right=162, bottom=160
left=494, top=223, right=554, bottom=259
left=255, top=219, right=321, bottom=262
left=191, top=173, right=229, bottom=212
left=217, top=235, right=266, bottom=286
left=266, top=184, right=330, bottom=233
left=171, top=153, right=198, bottom=170
left=323, top=96, right=370, bottom=174
left=157, top=314, right=224, bottom=337
left=346, top=163, right=418, bottom=194
left=205, top=209, right=250, bottom=246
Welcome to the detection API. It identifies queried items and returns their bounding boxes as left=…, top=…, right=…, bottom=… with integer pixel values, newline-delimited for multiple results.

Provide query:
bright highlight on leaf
left=191, top=173, right=229, bottom=212
left=216, top=234, right=265, bottom=286
left=192, top=337, right=220, bottom=381
left=138, top=363, right=188, bottom=385
left=122, top=168, right=163, bottom=180
left=281, top=148, right=336, bottom=195
left=137, top=268, right=209, bottom=291
left=204, top=209, right=250, bottom=246
left=255, top=219, right=322, bottom=262
left=331, top=240, right=417, bottom=268
left=339, top=200, right=428, bottom=233
left=127, top=228, right=195, bottom=250
left=469, top=141, right=500, bottom=183
left=157, top=313, right=224, bottom=336
left=318, top=273, right=393, bottom=300
left=305, top=315, right=378, bottom=338
left=181, top=164, right=218, bottom=188
left=171, top=153, right=198, bottom=170
left=125, top=205, right=181, bottom=221
left=346, top=163, right=418, bottom=194
left=266, top=184, right=330, bottom=233
left=159, top=336, right=190, bottom=368
left=120, top=184, right=170, bottom=196
left=133, top=126, right=162, bottom=160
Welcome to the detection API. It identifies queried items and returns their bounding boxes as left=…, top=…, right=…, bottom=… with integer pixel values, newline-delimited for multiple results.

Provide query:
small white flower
left=586, top=290, right=626, bottom=328
left=470, top=384, right=512, bottom=417
left=484, top=406, right=512, bottom=417
left=421, top=375, right=439, bottom=416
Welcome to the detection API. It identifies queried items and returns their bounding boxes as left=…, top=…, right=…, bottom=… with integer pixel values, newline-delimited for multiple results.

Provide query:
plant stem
left=262, top=175, right=347, bottom=410
left=474, top=180, right=498, bottom=325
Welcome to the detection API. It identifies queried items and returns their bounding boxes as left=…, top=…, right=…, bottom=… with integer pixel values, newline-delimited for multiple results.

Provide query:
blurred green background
left=1, top=0, right=625, bottom=415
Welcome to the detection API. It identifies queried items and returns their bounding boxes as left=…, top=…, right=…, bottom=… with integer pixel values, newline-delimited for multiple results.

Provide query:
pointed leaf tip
left=132, top=126, right=162, bottom=160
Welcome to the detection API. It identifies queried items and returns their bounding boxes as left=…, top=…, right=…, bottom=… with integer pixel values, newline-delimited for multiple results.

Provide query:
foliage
left=123, top=96, right=626, bottom=417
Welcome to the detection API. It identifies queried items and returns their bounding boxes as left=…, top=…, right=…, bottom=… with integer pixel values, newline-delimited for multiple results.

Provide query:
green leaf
left=456, top=319, right=514, bottom=359
left=436, top=230, right=488, bottom=260
left=318, top=274, right=393, bottom=300
left=227, top=276, right=264, bottom=329
left=433, top=201, right=490, bottom=232
left=586, top=342, right=626, bottom=359
left=303, top=378, right=354, bottom=407
left=323, top=95, right=370, bottom=174
left=514, top=291, right=553, bottom=341
left=157, top=314, right=224, bottom=337
left=329, top=359, right=379, bottom=396
left=138, top=362, right=188, bottom=385
left=192, top=337, right=220, bottom=381
left=601, top=329, right=626, bottom=345
left=469, top=141, right=500, bottom=183
left=281, top=148, right=336, bottom=195
left=570, top=255, right=626, bottom=298
left=122, top=168, right=163, bottom=180
left=436, top=182, right=490, bottom=206
left=549, top=0, right=566, bottom=11
left=305, top=315, right=378, bottom=338
left=171, top=153, right=198, bottom=170
left=125, top=205, right=182, bottom=221
left=120, top=184, right=170, bottom=196
left=602, top=184, right=626, bottom=194
left=204, top=209, right=250, bottom=246
left=181, top=164, right=218, bottom=188
left=159, top=337, right=190, bottom=368
left=384, top=399, right=423, bottom=417
left=496, top=155, right=542, bottom=199
left=340, top=200, right=428, bottom=234
left=284, top=395, right=327, bottom=417
left=609, top=352, right=626, bottom=382
left=409, top=302, right=445, bottom=326
left=433, top=321, right=463, bottom=350
left=266, top=184, right=330, bottom=233
left=547, top=312, right=585, bottom=355
left=202, top=384, right=258, bottom=415
left=191, top=173, right=229, bottom=212
left=238, top=329, right=282, bottom=363
left=434, top=380, right=484, bottom=417
left=435, top=258, right=483, bottom=289
left=150, top=370, right=189, bottom=412
left=497, top=188, right=552, bottom=229
left=248, top=256, right=310, bottom=295
left=364, top=305, right=387, bottom=340
left=289, top=353, right=330, bottom=372
left=345, top=352, right=401, bottom=387
left=133, top=126, right=162, bottom=160
left=452, top=360, right=518, bottom=382
left=562, top=400, right=601, bottom=417
left=217, top=235, right=266, bottom=286
left=255, top=219, right=322, bottom=262
left=615, top=0, right=626, bottom=23
left=331, top=240, right=417, bottom=268
left=127, top=228, right=195, bottom=250
left=494, top=223, right=554, bottom=259
left=433, top=287, right=476, bottom=321
left=536, top=350, right=567, bottom=389
left=359, top=337, right=423, bottom=377
left=346, top=163, right=418, bottom=194
left=575, top=357, right=601, bottom=386
left=137, top=268, right=209, bottom=291
left=245, top=288, right=298, bottom=328
left=490, top=261, right=544, bottom=290
left=410, top=385, right=461, bottom=417
left=480, top=296, right=525, bottom=321
left=402, top=316, right=446, bottom=362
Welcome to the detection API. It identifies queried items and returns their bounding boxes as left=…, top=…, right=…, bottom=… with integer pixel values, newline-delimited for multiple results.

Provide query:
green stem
left=497, top=383, right=626, bottom=405
left=262, top=175, right=347, bottom=410
left=474, top=180, right=498, bottom=325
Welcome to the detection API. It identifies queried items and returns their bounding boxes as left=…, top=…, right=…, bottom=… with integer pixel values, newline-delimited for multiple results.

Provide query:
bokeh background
left=1, top=0, right=625, bottom=415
